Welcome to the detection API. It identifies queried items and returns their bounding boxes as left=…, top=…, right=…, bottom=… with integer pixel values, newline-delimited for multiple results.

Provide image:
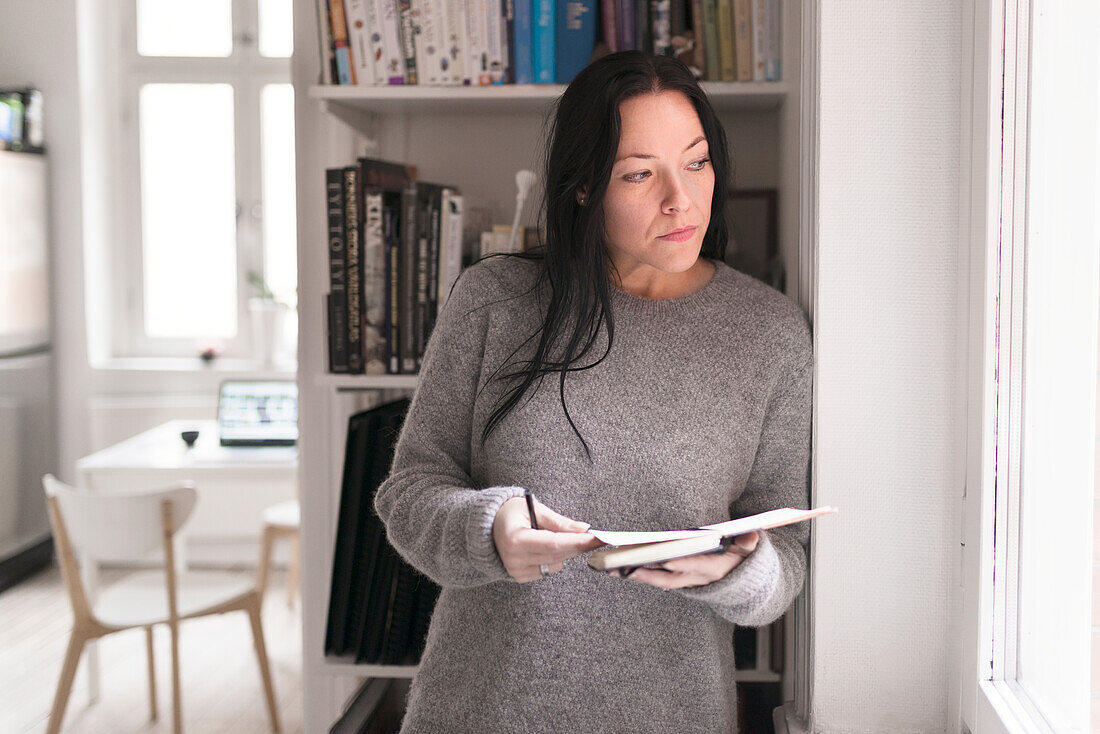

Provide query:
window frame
left=959, top=0, right=1099, bottom=731
left=110, top=0, right=291, bottom=359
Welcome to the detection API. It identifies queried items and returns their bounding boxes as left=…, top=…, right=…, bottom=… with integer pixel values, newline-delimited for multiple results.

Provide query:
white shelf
left=316, top=373, right=419, bottom=391
left=309, top=80, right=794, bottom=115
left=321, top=656, right=419, bottom=679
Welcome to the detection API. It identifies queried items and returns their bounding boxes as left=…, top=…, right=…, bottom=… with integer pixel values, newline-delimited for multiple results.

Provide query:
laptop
left=217, top=380, right=299, bottom=447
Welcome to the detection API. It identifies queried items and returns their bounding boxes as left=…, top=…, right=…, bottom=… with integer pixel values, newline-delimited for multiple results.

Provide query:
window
left=961, top=1, right=1099, bottom=731
left=114, top=0, right=297, bottom=360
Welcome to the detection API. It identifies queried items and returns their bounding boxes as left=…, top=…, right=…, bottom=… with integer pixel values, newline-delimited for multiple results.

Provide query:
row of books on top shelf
left=326, top=156, right=532, bottom=375
left=324, top=399, right=437, bottom=670
left=317, top=0, right=780, bottom=87
left=0, top=88, right=45, bottom=154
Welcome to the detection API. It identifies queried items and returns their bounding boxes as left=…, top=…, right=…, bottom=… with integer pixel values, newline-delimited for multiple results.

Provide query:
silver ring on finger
left=539, top=563, right=550, bottom=577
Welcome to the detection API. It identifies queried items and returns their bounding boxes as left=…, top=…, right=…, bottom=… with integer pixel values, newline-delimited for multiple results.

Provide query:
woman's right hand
left=492, top=495, right=605, bottom=583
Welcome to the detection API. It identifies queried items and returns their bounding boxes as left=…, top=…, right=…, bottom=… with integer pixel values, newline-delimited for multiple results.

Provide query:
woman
left=374, top=50, right=812, bottom=732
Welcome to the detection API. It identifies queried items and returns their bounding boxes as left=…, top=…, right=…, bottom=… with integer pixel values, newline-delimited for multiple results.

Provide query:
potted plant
left=247, top=271, right=292, bottom=367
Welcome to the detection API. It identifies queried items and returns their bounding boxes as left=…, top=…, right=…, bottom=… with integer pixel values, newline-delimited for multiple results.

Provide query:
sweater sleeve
left=373, top=263, right=527, bottom=588
left=673, top=354, right=813, bottom=626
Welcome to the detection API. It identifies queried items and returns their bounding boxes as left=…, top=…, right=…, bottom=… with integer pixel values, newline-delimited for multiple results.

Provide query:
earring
left=579, top=196, right=587, bottom=205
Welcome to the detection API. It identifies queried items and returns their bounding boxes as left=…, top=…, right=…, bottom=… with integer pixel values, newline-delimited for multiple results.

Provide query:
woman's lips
left=658, top=225, right=697, bottom=243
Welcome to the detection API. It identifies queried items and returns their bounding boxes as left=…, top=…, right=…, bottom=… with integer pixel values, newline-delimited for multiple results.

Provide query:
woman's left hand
left=615, top=531, right=760, bottom=589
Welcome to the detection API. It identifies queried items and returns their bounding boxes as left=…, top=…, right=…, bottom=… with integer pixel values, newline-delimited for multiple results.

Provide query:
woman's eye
left=688, top=157, right=711, bottom=170
left=624, top=171, right=650, bottom=182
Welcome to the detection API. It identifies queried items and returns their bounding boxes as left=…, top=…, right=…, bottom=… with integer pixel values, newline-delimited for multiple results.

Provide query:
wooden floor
left=0, top=563, right=302, bottom=734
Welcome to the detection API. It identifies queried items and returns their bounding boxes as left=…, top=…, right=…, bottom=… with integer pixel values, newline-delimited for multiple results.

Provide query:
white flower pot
left=249, top=298, right=287, bottom=368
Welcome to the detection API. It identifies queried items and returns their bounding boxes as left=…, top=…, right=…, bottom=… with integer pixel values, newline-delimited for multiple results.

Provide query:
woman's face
left=600, top=90, right=714, bottom=287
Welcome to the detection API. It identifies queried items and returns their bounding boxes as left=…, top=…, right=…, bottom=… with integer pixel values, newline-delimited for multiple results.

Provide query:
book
left=733, top=0, right=752, bottom=81
left=383, top=192, right=403, bottom=373
left=617, top=0, right=635, bottom=51
left=329, top=0, right=357, bottom=84
left=600, top=0, right=619, bottom=52
left=325, top=169, right=350, bottom=373
left=556, top=0, right=598, bottom=83
left=514, top=0, right=535, bottom=84
left=376, top=0, right=409, bottom=83
left=586, top=506, right=838, bottom=572
left=316, top=0, right=336, bottom=84
left=343, top=166, right=364, bottom=373
left=345, top=0, right=382, bottom=84
left=398, top=0, right=419, bottom=83
left=362, top=191, right=387, bottom=374
left=716, top=0, right=735, bottom=80
left=532, top=0, right=556, bottom=83
left=701, top=0, right=719, bottom=81
left=763, top=0, right=781, bottom=80
left=650, top=0, right=670, bottom=57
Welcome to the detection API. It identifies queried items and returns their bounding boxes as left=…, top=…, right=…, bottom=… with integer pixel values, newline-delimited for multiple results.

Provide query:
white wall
left=811, top=2, right=961, bottom=731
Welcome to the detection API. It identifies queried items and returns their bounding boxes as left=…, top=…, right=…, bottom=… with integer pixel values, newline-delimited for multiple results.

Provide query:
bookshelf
left=292, top=2, right=805, bottom=730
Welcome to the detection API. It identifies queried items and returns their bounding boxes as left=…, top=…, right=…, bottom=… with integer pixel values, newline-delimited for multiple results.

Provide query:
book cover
left=764, top=0, right=780, bottom=80
left=346, top=0, right=382, bottom=84
left=555, top=0, right=597, bottom=83
left=617, top=0, right=634, bottom=51
left=716, top=0, right=735, bottom=80
left=600, top=0, right=619, bottom=52
left=329, top=678, right=392, bottom=734
left=343, top=166, right=364, bottom=373
left=732, top=0, right=752, bottom=80
left=398, top=0, right=419, bottom=83
left=329, top=0, right=358, bottom=84
left=751, top=0, right=766, bottom=81
left=325, top=169, right=349, bottom=373
left=411, top=0, right=445, bottom=85
left=442, top=0, right=468, bottom=84
left=701, top=0, right=719, bottom=81
left=362, top=191, right=387, bottom=374
left=633, top=0, right=649, bottom=54
left=649, top=0, right=670, bottom=57
left=532, top=0, right=556, bottom=83
left=513, top=0, right=535, bottom=83
left=376, top=0, right=409, bottom=83
left=487, top=0, right=505, bottom=83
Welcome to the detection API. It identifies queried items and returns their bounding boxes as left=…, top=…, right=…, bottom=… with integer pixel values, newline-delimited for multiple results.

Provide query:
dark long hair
left=477, top=51, right=733, bottom=459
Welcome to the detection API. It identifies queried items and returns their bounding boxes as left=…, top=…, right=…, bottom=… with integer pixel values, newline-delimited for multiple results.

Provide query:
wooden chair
left=256, top=499, right=300, bottom=608
left=41, top=474, right=280, bottom=734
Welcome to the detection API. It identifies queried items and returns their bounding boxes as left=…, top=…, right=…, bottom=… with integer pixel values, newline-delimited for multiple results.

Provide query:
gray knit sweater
left=374, top=255, right=813, bottom=733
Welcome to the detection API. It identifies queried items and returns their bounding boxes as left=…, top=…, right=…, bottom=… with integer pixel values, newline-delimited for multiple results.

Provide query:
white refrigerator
left=0, top=149, right=55, bottom=586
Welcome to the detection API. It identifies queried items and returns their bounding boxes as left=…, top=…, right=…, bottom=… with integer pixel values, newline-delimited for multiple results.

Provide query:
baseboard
left=0, top=536, right=53, bottom=593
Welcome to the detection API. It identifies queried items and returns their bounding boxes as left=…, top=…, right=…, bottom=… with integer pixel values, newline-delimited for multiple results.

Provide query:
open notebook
left=586, top=506, right=838, bottom=573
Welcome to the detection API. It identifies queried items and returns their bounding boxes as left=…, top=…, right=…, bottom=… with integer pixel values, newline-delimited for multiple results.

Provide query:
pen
left=524, top=489, right=550, bottom=577
left=524, top=488, right=539, bottom=530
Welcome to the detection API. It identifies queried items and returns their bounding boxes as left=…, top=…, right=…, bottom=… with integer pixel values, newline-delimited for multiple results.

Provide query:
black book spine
left=323, top=414, right=368, bottom=655
left=425, top=186, right=442, bottom=344
left=343, top=166, right=364, bottom=374
left=414, top=190, right=430, bottom=370
left=326, top=168, right=349, bottom=373
left=635, top=0, right=650, bottom=53
left=400, top=182, right=419, bottom=373
left=384, top=196, right=401, bottom=374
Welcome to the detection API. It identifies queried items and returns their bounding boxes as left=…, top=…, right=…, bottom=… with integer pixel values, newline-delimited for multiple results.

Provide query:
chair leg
left=168, top=620, right=182, bottom=734
left=46, top=630, right=86, bottom=734
left=286, top=531, right=300, bottom=609
left=145, top=626, right=158, bottom=721
left=246, top=597, right=281, bottom=733
left=257, top=525, right=276, bottom=605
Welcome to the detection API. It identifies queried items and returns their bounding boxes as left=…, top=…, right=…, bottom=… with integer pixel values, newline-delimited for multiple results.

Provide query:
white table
left=74, top=419, right=298, bottom=700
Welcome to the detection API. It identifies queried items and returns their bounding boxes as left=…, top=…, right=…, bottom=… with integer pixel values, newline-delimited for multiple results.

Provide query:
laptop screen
left=217, top=380, right=299, bottom=446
